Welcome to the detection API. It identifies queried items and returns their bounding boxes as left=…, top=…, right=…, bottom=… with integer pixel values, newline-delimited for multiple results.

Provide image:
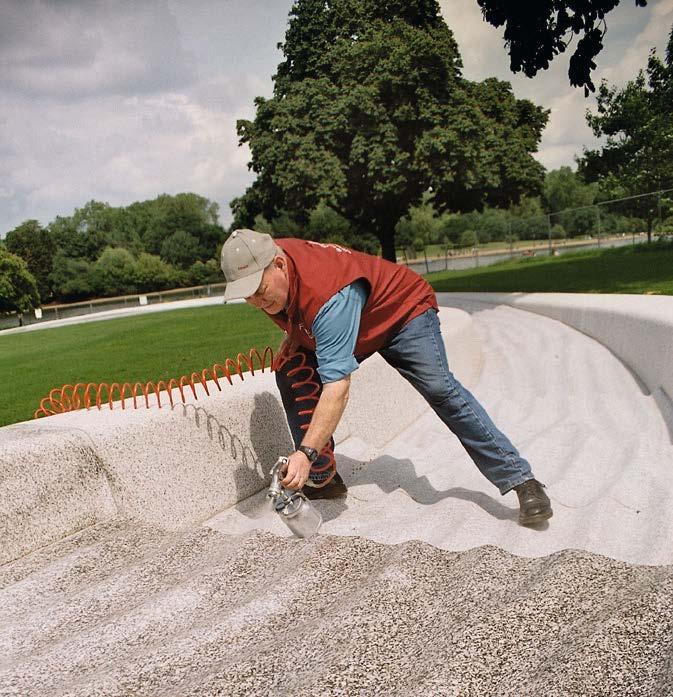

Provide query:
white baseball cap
left=221, top=229, right=278, bottom=301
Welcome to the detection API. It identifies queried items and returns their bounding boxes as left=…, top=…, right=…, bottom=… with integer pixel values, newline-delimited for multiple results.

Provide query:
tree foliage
left=4, top=219, right=56, bottom=302
left=395, top=197, right=441, bottom=249
left=577, top=26, right=673, bottom=239
left=160, top=230, right=201, bottom=268
left=91, top=247, right=138, bottom=297
left=477, top=0, right=648, bottom=95
left=232, top=0, right=548, bottom=260
left=3, top=192, right=226, bottom=304
left=135, top=253, right=180, bottom=293
left=544, top=166, right=597, bottom=235
left=141, top=193, right=221, bottom=259
left=0, top=247, right=40, bottom=314
left=49, top=253, right=96, bottom=302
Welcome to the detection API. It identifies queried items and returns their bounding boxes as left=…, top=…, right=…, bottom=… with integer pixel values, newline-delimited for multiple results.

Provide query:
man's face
left=244, top=255, right=289, bottom=314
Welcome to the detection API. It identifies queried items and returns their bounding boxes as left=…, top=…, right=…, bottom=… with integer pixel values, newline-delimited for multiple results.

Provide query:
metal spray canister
left=267, top=457, right=323, bottom=539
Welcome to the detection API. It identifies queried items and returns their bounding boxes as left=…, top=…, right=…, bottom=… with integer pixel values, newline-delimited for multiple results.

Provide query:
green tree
left=395, top=198, right=441, bottom=250
left=49, top=207, right=108, bottom=261
left=91, top=247, right=138, bottom=296
left=103, top=207, right=144, bottom=255
left=232, top=0, right=548, bottom=261
left=544, top=167, right=596, bottom=237
left=271, top=210, right=304, bottom=238
left=160, top=230, right=200, bottom=268
left=477, top=0, right=648, bottom=94
left=308, top=201, right=352, bottom=242
left=510, top=195, right=547, bottom=240
left=187, top=259, right=222, bottom=286
left=544, top=167, right=595, bottom=213
left=4, top=219, right=56, bottom=302
left=253, top=214, right=274, bottom=234
left=143, top=193, right=222, bottom=257
left=0, top=247, right=40, bottom=315
left=578, top=27, right=673, bottom=241
left=135, top=253, right=179, bottom=292
left=49, top=253, right=96, bottom=302
left=459, top=229, right=478, bottom=248
left=465, top=78, right=548, bottom=209
left=437, top=212, right=467, bottom=246
left=551, top=223, right=566, bottom=240
left=474, top=207, right=510, bottom=243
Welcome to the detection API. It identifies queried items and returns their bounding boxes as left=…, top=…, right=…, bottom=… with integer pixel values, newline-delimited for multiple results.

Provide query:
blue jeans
left=276, top=309, right=534, bottom=494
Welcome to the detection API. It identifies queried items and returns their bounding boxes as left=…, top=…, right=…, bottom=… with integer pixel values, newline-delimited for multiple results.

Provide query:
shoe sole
left=519, top=509, right=553, bottom=526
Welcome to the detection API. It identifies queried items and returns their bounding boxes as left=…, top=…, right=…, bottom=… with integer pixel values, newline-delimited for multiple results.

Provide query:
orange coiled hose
left=33, top=346, right=274, bottom=418
left=32, top=344, right=337, bottom=484
left=273, top=349, right=337, bottom=483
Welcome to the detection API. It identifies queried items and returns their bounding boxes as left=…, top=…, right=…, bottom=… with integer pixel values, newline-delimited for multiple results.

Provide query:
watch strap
left=298, top=445, right=319, bottom=464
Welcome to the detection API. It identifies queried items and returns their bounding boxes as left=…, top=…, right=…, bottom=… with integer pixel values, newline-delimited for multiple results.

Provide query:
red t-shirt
left=267, top=239, right=438, bottom=356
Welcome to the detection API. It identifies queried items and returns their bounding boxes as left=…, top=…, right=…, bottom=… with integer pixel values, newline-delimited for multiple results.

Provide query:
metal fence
left=1, top=282, right=227, bottom=331
left=403, top=233, right=649, bottom=276
left=402, top=187, right=672, bottom=274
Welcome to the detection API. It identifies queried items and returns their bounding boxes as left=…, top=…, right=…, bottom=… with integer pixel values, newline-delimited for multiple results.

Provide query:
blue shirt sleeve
left=312, top=279, right=369, bottom=383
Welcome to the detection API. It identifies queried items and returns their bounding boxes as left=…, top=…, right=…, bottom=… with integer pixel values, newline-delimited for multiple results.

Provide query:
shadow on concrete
left=653, top=387, right=673, bottom=445
left=176, top=395, right=293, bottom=501
left=335, top=453, right=520, bottom=524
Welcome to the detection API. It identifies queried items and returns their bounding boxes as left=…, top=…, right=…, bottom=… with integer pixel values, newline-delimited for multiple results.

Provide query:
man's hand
left=280, top=450, right=312, bottom=490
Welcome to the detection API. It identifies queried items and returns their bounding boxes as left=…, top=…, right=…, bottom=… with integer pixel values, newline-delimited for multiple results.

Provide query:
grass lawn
left=2, top=242, right=671, bottom=428
left=0, top=303, right=283, bottom=428
left=428, top=243, right=673, bottom=295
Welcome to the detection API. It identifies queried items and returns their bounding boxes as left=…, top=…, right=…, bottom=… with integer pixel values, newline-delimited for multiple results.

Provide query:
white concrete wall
left=439, top=292, right=673, bottom=428
left=0, top=307, right=481, bottom=565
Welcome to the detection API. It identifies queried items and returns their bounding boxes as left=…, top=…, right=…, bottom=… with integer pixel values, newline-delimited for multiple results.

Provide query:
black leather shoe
left=302, top=472, right=348, bottom=500
left=514, top=479, right=553, bottom=525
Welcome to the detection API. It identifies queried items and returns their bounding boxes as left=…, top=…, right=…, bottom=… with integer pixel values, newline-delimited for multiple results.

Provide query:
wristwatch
left=298, top=445, right=319, bottom=464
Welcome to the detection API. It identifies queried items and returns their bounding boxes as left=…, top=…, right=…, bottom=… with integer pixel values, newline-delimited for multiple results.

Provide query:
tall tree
left=544, top=167, right=595, bottom=213
left=577, top=26, right=673, bottom=240
left=544, top=167, right=597, bottom=236
left=4, top=220, right=56, bottom=302
left=142, top=193, right=222, bottom=258
left=48, top=253, right=96, bottom=302
left=48, top=201, right=112, bottom=261
left=232, top=0, right=547, bottom=261
left=0, top=247, right=39, bottom=315
left=477, top=0, right=648, bottom=95
left=91, top=247, right=138, bottom=297
left=160, top=230, right=200, bottom=268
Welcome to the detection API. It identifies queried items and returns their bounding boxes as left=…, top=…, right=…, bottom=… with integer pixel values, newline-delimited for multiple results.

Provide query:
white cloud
left=1, top=0, right=670, bottom=237
left=603, top=0, right=673, bottom=84
left=0, top=89, right=256, bottom=233
left=0, top=0, right=197, bottom=100
left=438, top=0, right=511, bottom=81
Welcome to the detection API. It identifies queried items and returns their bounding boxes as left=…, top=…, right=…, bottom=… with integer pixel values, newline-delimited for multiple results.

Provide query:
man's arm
left=280, top=377, right=350, bottom=490
left=279, top=279, right=368, bottom=490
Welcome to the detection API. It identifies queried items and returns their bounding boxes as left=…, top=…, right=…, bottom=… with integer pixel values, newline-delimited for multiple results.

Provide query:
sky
left=1, top=0, right=671, bottom=236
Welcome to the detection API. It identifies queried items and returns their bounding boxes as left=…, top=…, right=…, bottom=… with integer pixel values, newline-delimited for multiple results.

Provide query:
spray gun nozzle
left=267, top=456, right=322, bottom=538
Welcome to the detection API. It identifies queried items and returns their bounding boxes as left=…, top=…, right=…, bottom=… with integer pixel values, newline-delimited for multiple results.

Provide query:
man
left=221, top=229, right=552, bottom=525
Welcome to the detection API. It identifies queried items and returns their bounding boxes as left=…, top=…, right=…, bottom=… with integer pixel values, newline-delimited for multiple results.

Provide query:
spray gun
left=267, top=457, right=323, bottom=539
